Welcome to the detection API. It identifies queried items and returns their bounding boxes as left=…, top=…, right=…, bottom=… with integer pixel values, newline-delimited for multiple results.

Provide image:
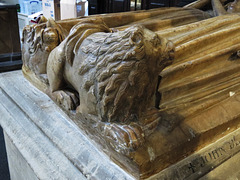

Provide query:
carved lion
left=46, top=19, right=174, bottom=153
left=47, top=19, right=174, bottom=123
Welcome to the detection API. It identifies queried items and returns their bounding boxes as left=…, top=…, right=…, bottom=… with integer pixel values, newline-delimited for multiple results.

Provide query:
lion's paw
left=104, top=123, right=145, bottom=155
left=52, top=90, right=79, bottom=111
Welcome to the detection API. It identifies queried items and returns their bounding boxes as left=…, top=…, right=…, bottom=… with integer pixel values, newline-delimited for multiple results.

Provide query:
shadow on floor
left=0, top=126, right=10, bottom=180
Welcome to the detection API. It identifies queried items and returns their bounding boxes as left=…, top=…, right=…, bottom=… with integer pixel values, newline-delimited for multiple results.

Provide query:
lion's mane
left=78, top=25, right=168, bottom=123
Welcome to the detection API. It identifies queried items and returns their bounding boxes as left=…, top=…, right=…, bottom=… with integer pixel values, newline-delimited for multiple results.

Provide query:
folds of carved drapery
left=55, top=7, right=211, bottom=31
left=144, top=15, right=240, bottom=177
left=185, top=0, right=240, bottom=16
left=103, top=13, right=240, bottom=178
left=184, top=0, right=211, bottom=9
left=158, top=14, right=240, bottom=120
left=211, top=0, right=240, bottom=16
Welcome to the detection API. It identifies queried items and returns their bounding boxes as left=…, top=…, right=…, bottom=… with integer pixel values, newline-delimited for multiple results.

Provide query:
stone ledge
left=0, top=70, right=134, bottom=180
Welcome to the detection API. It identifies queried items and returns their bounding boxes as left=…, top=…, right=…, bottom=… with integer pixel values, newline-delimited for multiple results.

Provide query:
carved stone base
left=0, top=71, right=133, bottom=180
left=1, top=70, right=240, bottom=179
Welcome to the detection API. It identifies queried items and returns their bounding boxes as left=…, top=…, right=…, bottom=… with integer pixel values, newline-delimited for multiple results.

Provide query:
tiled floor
left=0, top=126, right=10, bottom=180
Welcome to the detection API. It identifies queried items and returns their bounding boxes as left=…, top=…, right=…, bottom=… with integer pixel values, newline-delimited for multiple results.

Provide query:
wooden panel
left=88, top=0, right=198, bottom=14
left=0, top=10, right=11, bottom=54
left=88, top=0, right=98, bottom=15
left=149, top=0, right=169, bottom=8
left=112, top=0, right=130, bottom=12
left=0, top=6, right=20, bottom=54
left=0, top=5, right=22, bottom=72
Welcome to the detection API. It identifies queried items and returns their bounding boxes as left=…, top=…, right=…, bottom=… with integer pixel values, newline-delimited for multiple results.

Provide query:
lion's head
left=77, top=25, right=174, bottom=123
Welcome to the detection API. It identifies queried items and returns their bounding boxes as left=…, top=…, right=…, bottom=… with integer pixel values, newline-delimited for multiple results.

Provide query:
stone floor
left=0, top=126, right=10, bottom=180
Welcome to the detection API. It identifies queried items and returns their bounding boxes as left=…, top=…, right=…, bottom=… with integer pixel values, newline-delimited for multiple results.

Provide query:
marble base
left=1, top=70, right=240, bottom=180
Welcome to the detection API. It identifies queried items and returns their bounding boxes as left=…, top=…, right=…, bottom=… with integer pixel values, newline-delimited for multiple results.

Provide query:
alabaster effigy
left=21, top=5, right=240, bottom=179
